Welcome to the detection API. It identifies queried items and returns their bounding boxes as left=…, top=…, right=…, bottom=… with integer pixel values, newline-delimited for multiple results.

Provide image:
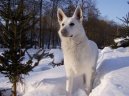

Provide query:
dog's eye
left=69, top=23, right=75, bottom=26
left=62, top=23, right=64, bottom=26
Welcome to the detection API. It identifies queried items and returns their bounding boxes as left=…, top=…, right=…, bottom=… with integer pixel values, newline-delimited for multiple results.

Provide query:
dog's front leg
left=84, top=69, right=95, bottom=95
left=66, top=76, right=73, bottom=96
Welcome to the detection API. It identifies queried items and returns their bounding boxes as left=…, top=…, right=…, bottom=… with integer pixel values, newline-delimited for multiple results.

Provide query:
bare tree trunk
left=48, top=0, right=54, bottom=49
left=31, top=0, right=36, bottom=48
left=48, top=0, right=60, bottom=49
left=39, top=0, right=43, bottom=48
left=12, top=81, right=17, bottom=96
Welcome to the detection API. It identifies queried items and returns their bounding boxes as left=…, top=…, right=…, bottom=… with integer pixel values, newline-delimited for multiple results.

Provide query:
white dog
left=57, top=7, right=98, bottom=96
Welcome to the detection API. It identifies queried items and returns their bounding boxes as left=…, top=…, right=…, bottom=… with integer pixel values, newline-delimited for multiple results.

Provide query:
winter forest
left=0, top=0, right=129, bottom=96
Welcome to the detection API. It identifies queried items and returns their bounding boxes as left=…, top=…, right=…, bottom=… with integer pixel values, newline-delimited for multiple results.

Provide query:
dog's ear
left=73, top=6, right=83, bottom=22
left=57, top=8, right=66, bottom=23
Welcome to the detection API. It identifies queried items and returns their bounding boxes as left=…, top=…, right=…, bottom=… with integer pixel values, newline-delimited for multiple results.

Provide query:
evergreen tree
left=0, top=0, right=40, bottom=96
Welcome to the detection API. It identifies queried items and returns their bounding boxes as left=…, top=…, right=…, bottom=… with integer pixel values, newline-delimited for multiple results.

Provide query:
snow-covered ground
left=0, top=47, right=129, bottom=96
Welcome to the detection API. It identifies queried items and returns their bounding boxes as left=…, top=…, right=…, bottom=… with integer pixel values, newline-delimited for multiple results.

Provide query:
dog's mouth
left=70, top=35, right=73, bottom=37
left=62, top=34, right=73, bottom=37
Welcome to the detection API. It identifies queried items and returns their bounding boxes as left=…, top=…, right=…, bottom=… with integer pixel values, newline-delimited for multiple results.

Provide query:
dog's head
left=57, top=7, right=84, bottom=38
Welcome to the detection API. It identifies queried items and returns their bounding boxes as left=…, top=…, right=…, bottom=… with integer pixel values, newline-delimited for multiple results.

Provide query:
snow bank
left=1, top=47, right=129, bottom=96
left=91, top=67, right=129, bottom=96
left=92, top=47, right=129, bottom=96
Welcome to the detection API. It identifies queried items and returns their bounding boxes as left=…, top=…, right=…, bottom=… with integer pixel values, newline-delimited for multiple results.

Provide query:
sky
left=97, top=0, right=129, bottom=24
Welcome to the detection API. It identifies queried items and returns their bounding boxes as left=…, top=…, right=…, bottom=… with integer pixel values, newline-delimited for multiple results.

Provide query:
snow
left=49, top=49, right=64, bottom=64
left=91, top=47, right=129, bottom=96
left=114, top=37, right=129, bottom=47
left=114, top=37, right=125, bottom=43
left=114, top=36, right=129, bottom=43
left=0, top=47, right=129, bottom=96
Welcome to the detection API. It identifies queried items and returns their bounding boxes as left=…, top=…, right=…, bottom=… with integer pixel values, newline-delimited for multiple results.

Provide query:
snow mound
left=92, top=47, right=129, bottom=96
left=91, top=67, right=129, bottom=96
left=1, top=47, right=129, bottom=96
left=49, top=49, right=63, bottom=64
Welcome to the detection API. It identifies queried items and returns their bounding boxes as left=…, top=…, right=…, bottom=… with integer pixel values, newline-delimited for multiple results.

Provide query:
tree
left=113, top=13, right=129, bottom=48
left=111, top=2, right=129, bottom=48
left=46, top=0, right=61, bottom=48
left=39, top=0, right=43, bottom=48
left=0, top=0, right=40, bottom=96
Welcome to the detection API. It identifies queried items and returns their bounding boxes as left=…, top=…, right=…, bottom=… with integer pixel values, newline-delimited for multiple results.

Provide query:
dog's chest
left=62, top=41, right=89, bottom=65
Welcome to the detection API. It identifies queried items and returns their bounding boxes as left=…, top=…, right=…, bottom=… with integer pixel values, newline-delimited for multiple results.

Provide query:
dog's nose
left=61, top=29, right=68, bottom=36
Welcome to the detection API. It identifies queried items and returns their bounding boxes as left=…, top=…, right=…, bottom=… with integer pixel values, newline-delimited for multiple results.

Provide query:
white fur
left=57, top=7, right=98, bottom=96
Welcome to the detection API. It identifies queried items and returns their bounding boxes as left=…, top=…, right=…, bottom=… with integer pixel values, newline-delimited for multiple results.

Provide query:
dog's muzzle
left=61, top=29, right=73, bottom=37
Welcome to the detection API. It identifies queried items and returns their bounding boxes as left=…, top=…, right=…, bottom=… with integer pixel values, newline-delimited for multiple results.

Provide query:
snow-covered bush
left=111, top=37, right=129, bottom=48
left=48, top=49, right=64, bottom=67
left=112, top=11, right=129, bottom=49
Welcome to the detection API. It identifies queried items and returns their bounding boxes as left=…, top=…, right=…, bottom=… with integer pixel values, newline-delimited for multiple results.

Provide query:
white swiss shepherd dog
left=57, top=6, right=98, bottom=96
